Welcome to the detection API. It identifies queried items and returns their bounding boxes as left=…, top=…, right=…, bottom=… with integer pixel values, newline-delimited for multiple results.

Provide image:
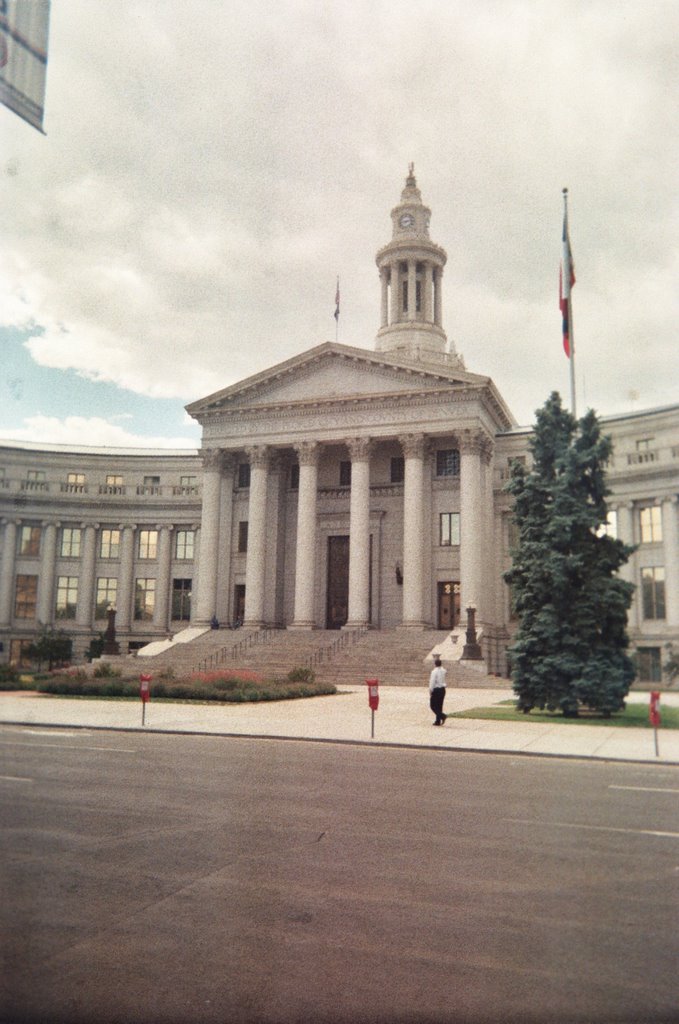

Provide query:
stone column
left=433, top=267, right=442, bottom=327
left=116, top=525, right=136, bottom=630
left=615, top=503, right=638, bottom=628
left=193, top=449, right=224, bottom=624
left=346, top=437, right=371, bottom=627
left=400, top=433, right=426, bottom=627
left=154, top=525, right=173, bottom=630
left=0, top=519, right=18, bottom=626
left=407, top=260, right=416, bottom=321
left=480, top=438, right=495, bottom=627
left=190, top=525, right=201, bottom=623
left=459, top=431, right=486, bottom=623
left=290, top=442, right=319, bottom=629
left=216, top=457, right=236, bottom=623
left=390, top=261, right=400, bottom=323
left=380, top=267, right=389, bottom=327
left=423, top=261, right=433, bottom=323
left=662, top=496, right=679, bottom=626
left=244, top=445, right=270, bottom=627
left=37, top=521, right=58, bottom=625
left=76, top=523, right=98, bottom=627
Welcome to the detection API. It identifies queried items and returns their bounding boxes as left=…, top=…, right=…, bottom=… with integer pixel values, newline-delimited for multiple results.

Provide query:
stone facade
left=0, top=171, right=677, bottom=681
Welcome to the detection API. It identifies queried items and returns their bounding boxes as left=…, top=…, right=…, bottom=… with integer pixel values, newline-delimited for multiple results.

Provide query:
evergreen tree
left=505, top=393, right=636, bottom=716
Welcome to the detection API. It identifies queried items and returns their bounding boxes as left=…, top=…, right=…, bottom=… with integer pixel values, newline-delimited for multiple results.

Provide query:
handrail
left=194, top=628, right=275, bottom=673
left=305, top=626, right=368, bottom=670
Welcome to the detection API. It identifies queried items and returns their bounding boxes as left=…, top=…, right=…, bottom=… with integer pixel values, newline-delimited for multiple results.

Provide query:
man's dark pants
left=430, top=687, right=446, bottom=724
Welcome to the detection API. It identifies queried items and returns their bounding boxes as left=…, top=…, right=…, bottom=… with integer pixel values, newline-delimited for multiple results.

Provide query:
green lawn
left=450, top=701, right=679, bottom=729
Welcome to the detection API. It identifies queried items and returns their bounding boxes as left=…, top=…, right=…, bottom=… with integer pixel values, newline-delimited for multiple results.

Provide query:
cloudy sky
left=1, top=0, right=677, bottom=449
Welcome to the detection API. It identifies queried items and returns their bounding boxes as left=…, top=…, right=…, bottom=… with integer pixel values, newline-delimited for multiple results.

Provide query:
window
left=134, top=579, right=156, bottom=621
left=436, top=449, right=460, bottom=477
left=290, top=464, right=299, bottom=491
left=9, top=638, right=32, bottom=666
left=391, top=457, right=404, bottom=484
left=415, top=279, right=422, bottom=313
left=64, top=472, right=86, bottom=493
left=102, top=474, right=124, bottom=494
left=138, top=530, right=158, bottom=559
left=637, top=647, right=662, bottom=683
left=439, top=513, right=461, bottom=546
left=100, top=529, right=121, bottom=559
left=640, top=506, right=662, bottom=544
left=172, top=579, right=192, bottom=621
left=641, top=567, right=666, bottom=620
left=55, top=576, right=78, bottom=619
left=95, top=578, right=118, bottom=619
left=18, top=526, right=41, bottom=557
left=24, top=469, right=47, bottom=490
left=14, top=575, right=38, bottom=618
left=179, top=475, right=198, bottom=494
left=339, top=461, right=351, bottom=487
left=139, top=475, right=161, bottom=495
left=238, top=521, right=248, bottom=553
left=238, top=463, right=251, bottom=489
left=175, top=530, right=195, bottom=560
left=402, top=279, right=408, bottom=312
left=60, top=527, right=81, bottom=558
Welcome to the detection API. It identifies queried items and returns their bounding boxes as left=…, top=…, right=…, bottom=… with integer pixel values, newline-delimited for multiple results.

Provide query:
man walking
left=429, top=656, right=447, bottom=726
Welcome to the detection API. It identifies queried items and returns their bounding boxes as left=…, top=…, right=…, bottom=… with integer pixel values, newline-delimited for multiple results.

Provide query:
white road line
left=610, top=785, right=679, bottom=794
left=0, top=775, right=34, bottom=783
left=0, top=740, right=137, bottom=754
left=15, top=729, right=88, bottom=738
left=505, top=818, right=679, bottom=840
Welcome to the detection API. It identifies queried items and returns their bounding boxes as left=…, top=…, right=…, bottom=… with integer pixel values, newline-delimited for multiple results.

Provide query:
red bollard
left=366, top=679, right=379, bottom=737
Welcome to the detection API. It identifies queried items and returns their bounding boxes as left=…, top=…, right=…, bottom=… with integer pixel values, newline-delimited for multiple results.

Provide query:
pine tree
left=504, top=392, right=636, bottom=716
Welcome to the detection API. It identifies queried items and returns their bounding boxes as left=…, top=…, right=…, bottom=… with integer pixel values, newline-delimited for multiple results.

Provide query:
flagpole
left=563, top=188, right=576, bottom=417
left=334, top=275, right=340, bottom=342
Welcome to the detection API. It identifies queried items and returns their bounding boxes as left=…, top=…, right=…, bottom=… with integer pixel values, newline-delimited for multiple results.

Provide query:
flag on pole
left=334, top=277, right=340, bottom=321
left=559, top=198, right=575, bottom=357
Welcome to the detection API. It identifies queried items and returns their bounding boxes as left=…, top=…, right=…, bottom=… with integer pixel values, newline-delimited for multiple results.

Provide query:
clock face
left=399, top=213, right=414, bottom=228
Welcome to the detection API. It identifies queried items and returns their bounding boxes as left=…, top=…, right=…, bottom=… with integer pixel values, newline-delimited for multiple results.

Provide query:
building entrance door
left=437, top=581, right=460, bottom=630
left=326, top=536, right=349, bottom=629
left=233, top=584, right=246, bottom=625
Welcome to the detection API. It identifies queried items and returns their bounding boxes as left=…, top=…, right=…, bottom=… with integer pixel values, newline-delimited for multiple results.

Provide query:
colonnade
left=193, top=432, right=494, bottom=631
left=0, top=517, right=192, bottom=631
left=379, top=259, right=443, bottom=328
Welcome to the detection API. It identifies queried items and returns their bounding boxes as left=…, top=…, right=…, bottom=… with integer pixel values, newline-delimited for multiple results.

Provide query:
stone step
left=130, top=627, right=500, bottom=687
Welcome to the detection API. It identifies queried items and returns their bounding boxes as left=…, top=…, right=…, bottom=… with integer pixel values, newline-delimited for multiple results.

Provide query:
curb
left=2, top=719, right=678, bottom=767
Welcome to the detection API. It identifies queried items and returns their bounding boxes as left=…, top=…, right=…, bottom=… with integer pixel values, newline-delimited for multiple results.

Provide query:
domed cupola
left=375, top=165, right=456, bottom=365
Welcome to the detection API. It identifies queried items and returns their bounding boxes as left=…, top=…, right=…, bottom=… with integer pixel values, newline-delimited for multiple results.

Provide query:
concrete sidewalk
left=2, top=686, right=678, bottom=765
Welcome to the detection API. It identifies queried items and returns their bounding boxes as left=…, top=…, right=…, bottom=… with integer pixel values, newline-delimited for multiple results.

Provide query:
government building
left=1, top=170, right=677, bottom=683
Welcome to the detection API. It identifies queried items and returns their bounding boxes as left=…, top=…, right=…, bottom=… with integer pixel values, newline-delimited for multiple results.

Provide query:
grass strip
left=450, top=703, right=679, bottom=729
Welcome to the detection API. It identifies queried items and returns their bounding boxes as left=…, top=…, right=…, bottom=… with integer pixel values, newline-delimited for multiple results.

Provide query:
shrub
left=287, top=666, right=316, bottom=684
left=93, top=662, right=122, bottom=678
left=34, top=671, right=336, bottom=702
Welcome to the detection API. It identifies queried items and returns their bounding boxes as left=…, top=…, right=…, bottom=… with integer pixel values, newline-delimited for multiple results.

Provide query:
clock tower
left=375, top=165, right=459, bottom=366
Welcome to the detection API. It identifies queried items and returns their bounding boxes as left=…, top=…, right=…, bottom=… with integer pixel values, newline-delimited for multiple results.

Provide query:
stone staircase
left=133, top=627, right=498, bottom=688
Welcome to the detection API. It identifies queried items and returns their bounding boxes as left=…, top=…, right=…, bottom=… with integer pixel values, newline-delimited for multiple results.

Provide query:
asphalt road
left=1, top=726, right=678, bottom=1024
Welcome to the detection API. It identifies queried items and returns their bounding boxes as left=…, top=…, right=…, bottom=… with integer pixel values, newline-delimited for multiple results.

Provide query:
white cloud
left=1, top=415, right=197, bottom=450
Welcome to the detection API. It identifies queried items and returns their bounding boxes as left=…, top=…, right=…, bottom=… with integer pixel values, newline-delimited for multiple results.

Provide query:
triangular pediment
left=187, top=342, right=489, bottom=418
